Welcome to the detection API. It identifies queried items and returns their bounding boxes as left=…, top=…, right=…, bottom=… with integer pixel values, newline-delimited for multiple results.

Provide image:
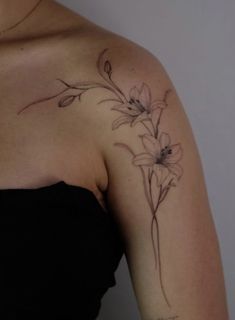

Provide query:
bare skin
left=0, top=0, right=115, bottom=211
left=0, top=1, right=229, bottom=319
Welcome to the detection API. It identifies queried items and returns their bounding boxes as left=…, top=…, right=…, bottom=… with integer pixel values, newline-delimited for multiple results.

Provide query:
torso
left=0, top=7, right=113, bottom=212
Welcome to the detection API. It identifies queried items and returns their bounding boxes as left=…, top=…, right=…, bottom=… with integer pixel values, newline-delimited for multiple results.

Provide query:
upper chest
left=0, top=36, right=108, bottom=204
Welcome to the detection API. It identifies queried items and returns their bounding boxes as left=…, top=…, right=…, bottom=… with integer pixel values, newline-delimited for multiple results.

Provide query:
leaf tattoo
left=18, top=48, right=184, bottom=309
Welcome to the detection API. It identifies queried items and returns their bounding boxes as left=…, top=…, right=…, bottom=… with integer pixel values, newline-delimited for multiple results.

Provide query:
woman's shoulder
left=54, top=19, right=168, bottom=162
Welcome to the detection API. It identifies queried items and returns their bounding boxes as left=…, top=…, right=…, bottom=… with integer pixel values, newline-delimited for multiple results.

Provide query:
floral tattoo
left=18, top=48, right=184, bottom=309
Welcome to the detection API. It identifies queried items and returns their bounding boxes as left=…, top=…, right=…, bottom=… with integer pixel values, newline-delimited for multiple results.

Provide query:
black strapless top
left=0, top=181, right=124, bottom=320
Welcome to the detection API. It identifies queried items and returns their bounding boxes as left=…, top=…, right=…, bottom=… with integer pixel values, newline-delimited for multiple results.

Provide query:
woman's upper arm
left=91, top=44, right=229, bottom=320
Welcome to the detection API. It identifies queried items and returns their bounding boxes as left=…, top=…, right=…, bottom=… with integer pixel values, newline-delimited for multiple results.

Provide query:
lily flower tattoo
left=133, top=132, right=183, bottom=187
left=111, top=81, right=167, bottom=132
left=18, top=48, right=184, bottom=309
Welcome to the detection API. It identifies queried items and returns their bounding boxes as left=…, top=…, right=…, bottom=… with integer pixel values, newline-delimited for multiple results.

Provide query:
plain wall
left=57, top=0, right=235, bottom=319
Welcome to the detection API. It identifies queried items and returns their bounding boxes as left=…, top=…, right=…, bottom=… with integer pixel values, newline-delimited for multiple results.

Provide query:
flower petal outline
left=112, top=115, right=132, bottom=129
left=160, top=132, right=171, bottom=148
left=153, top=164, right=170, bottom=186
left=111, top=103, right=140, bottom=116
left=141, top=134, right=161, bottom=157
left=132, top=153, right=155, bottom=166
left=139, top=83, right=151, bottom=107
left=129, top=86, right=140, bottom=100
left=165, top=144, right=183, bottom=164
left=131, top=111, right=149, bottom=127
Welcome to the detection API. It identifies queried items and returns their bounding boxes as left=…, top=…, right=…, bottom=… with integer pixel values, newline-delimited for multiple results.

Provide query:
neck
left=0, top=0, right=43, bottom=39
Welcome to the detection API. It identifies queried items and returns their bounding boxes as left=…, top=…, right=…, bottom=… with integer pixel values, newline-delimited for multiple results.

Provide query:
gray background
left=57, top=0, right=234, bottom=318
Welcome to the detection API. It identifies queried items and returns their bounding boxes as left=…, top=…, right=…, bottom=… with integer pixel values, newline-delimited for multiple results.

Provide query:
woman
left=0, top=0, right=229, bottom=319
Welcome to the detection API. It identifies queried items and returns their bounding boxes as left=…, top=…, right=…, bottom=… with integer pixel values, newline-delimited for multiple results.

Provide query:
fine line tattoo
left=18, top=48, right=184, bottom=308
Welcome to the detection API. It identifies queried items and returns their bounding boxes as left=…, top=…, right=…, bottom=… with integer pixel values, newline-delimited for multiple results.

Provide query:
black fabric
left=0, top=181, right=124, bottom=319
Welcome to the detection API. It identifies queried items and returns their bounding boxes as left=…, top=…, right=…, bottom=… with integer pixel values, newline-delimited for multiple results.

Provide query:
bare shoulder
left=56, top=27, right=191, bottom=188
left=60, top=25, right=171, bottom=135
left=63, top=30, right=191, bottom=170
left=56, top=29, right=169, bottom=162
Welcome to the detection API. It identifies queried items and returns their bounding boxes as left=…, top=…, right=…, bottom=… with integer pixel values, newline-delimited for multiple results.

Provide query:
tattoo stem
left=151, top=184, right=171, bottom=308
left=17, top=78, right=125, bottom=114
left=155, top=89, right=172, bottom=139
left=108, top=74, right=128, bottom=103
left=142, top=121, right=154, bottom=136
left=17, top=86, right=70, bottom=114
left=114, top=144, right=171, bottom=308
left=97, top=48, right=128, bottom=103
left=61, top=78, right=126, bottom=104
left=155, top=213, right=171, bottom=308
